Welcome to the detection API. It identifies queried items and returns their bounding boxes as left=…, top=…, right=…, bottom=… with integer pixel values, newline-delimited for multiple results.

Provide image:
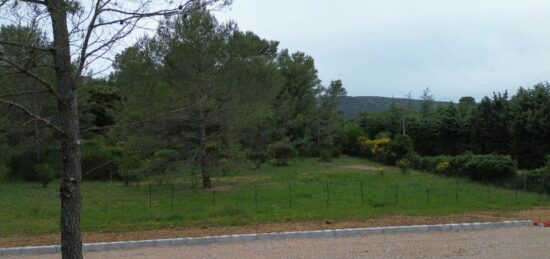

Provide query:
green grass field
left=0, top=156, right=548, bottom=237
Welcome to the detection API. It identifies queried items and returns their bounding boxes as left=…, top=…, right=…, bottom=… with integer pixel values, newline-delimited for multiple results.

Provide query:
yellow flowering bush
left=370, top=138, right=391, bottom=154
left=435, top=161, right=450, bottom=174
left=396, top=158, right=411, bottom=174
left=358, top=136, right=391, bottom=157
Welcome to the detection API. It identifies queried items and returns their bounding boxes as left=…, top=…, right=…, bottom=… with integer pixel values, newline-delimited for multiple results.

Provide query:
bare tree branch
left=0, top=98, right=64, bottom=134
left=0, top=56, right=59, bottom=98
left=0, top=40, right=54, bottom=53
left=81, top=101, right=201, bottom=133
left=0, top=89, right=50, bottom=98
left=73, top=0, right=231, bottom=77
left=19, top=0, right=47, bottom=5
left=75, top=0, right=103, bottom=80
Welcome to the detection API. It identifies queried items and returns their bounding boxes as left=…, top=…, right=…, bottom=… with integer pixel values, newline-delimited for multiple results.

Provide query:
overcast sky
left=215, top=0, right=550, bottom=101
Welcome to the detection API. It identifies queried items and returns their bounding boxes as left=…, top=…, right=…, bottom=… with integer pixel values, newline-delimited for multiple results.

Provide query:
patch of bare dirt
left=340, top=164, right=384, bottom=172
left=211, top=176, right=265, bottom=191
left=1, top=207, right=549, bottom=248
left=213, top=176, right=258, bottom=183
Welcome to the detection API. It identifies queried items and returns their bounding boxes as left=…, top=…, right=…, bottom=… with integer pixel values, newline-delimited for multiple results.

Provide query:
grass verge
left=1, top=156, right=548, bottom=238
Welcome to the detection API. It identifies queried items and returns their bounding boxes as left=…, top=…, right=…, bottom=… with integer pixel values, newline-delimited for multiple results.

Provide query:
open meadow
left=1, top=156, right=548, bottom=244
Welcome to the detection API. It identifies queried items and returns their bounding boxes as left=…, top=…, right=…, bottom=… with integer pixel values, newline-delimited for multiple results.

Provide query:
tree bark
left=48, top=1, right=83, bottom=258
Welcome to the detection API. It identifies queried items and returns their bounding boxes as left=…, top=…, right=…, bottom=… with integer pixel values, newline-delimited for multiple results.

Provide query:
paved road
left=9, top=227, right=550, bottom=258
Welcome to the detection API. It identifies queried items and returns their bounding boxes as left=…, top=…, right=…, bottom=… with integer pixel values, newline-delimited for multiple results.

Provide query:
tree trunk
left=49, top=1, right=83, bottom=258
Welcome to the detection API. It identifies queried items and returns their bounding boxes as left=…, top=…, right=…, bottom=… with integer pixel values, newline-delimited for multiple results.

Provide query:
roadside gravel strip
left=3, top=221, right=548, bottom=258
left=5, top=226, right=549, bottom=259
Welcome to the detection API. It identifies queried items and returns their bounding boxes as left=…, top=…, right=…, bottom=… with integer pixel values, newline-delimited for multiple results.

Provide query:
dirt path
left=1, top=208, right=548, bottom=248
left=9, top=226, right=550, bottom=259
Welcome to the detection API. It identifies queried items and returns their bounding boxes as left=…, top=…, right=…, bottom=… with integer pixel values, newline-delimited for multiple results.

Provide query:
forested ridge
left=338, top=95, right=448, bottom=118
left=1, top=8, right=550, bottom=191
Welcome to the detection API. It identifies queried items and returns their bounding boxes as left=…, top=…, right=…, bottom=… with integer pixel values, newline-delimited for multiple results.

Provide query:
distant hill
left=338, top=96, right=448, bottom=118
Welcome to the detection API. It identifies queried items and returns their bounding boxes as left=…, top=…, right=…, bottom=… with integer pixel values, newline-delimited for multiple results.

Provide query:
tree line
left=3, top=9, right=550, bottom=191
left=355, top=85, right=550, bottom=170
left=0, top=9, right=347, bottom=189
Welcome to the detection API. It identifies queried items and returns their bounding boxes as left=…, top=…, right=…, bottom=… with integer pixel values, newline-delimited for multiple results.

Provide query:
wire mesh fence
left=3, top=174, right=549, bottom=236
left=81, top=176, right=550, bottom=214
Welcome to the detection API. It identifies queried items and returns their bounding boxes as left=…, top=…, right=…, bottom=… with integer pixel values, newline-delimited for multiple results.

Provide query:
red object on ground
left=532, top=221, right=550, bottom=227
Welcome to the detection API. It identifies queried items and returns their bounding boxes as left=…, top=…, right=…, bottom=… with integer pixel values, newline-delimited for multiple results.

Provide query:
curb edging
left=0, top=220, right=532, bottom=256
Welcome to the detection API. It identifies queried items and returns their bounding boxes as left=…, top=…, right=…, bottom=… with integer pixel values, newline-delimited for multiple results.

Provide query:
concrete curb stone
left=0, top=220, right=532, bottom=256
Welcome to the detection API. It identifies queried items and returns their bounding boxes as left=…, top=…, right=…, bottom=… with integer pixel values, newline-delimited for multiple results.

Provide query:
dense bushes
left=81, top=138, right=122, bottom=180
left=516, top=168, right=549, bottom=194
left=318, top=147, right=340, bottom=162
left=463, top=155, right=516, bottom=182
left=395, top=158, right=411, bottom=174
left=268, top=140, right=296, bottom=166
left=515, top=157, right=550, bottom=194
left=338, top=122, right=365, bottom=156
left=358, top=134, right=412, bottom=165
left=0, top=163, right=9, bottom=180
left=357, top=84, right=550, bottom=169
left=413, top=154, right=516, bottom=183
left=33, top=163, right=56, bottom=187
left=7, top=146, right=61, bottom=182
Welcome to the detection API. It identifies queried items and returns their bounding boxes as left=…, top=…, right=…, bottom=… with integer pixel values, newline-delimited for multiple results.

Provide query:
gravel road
left=8, top=226, right=550, bottom=259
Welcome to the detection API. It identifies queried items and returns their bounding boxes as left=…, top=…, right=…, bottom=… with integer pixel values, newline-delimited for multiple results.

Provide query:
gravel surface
left=8, top=227, right=550, bottom=259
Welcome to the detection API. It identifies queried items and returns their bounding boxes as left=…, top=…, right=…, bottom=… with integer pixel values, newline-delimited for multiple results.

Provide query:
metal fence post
left=395, top=181, right=398, bottom=205
left=515, top=183, right=518, bottom=202
left=539, top=176, right=544, bottom=203
left=523, top=172, right=527, bottom=193
left=487, top=181, right=491, bottom=203
left=254, top=183, right=258, bottom=210
left=455, top=178, right=458, bottom=203
left=426, top=188, right=430, bottom=204
left=212, top=182, right=216, bottom=206
left=288, top=183, right=292, bottom=209
left=171, top=183, right=174, bottom=211
left=326, top=180, right=330, bottom=207
left=360, top=181, right=364, bottom=207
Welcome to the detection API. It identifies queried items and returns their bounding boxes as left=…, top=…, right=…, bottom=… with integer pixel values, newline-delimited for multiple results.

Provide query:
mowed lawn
left=0, top=156, right=548, bottom=237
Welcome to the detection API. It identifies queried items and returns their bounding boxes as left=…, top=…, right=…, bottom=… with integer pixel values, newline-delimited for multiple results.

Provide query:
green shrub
left=375, top=131, right=391, bottom=139
left=33, top=163, right=56, bottom=188
left=338, top=123, right=365, bottom=156
left=414, top=154, right=516, bottom=183
left=8, top=145, right=61, bottom=182
left=515, top=156, right=550, bottom=194
left=0, top=163, right=9, bottom=180
left=116, top=153, right=145, bottom=186
left=9, top=152, right=39, bottom=181
left=248, top=151, right=267, bottom=169
left=81, top=138, right=121, bottom=180
left=318, top=147, right=340, bottom=162
left=460, top=154, right=515, bottom=182
left=395, top=158, right=411, bottom=174
left=388, top=134, right=413, bottom=162
left=516, top=168, right=549, bottom=194
left=413, top=155, right=452, bottom=173
left=268, top=140, right=296, bottom=166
